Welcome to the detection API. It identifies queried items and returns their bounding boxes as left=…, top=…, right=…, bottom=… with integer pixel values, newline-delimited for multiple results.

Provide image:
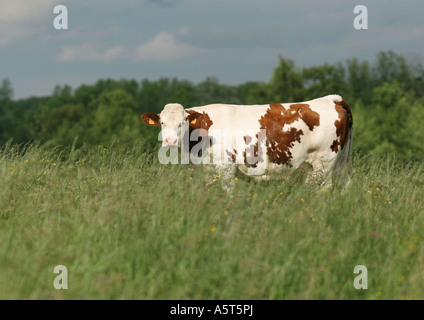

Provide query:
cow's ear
left=141, top=112, right=160, bottom=126
left=186, top=112, right=204, bottom=129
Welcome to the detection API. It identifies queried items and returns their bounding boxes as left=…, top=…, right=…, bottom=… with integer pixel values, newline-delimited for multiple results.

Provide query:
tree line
left=1, top=50, right=423, bottom=160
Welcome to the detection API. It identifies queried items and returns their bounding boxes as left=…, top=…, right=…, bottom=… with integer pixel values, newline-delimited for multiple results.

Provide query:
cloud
left=56, top=43, right=127, bottom=63
left=0, top=0, right=56, bottom=22
left=0, top=24, right=30, bottom=48
left=41, top=26, right=122, bottom=45
left=133, top=31, right=198, bottom=62
left=56, top=29, right=199, bottom=63
left=178, top=27, right=190, bottom=36
left=0, top=0, right=56, bottom=48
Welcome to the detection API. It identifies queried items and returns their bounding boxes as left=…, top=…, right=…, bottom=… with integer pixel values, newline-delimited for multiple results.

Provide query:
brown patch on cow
left=185, top=110, right=213, bottom=133
left=331, top=98, right=353, bottom=153
left=185, top=110, right=214, bottom=153
left=259, top=103, right=320, bottom=164
left=289, top=104, right=321, bottom=131
left=141, top=112, right=160, bottom=126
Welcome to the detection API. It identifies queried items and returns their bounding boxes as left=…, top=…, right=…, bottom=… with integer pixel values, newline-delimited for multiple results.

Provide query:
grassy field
left=0, top=141, right=423, bottom=300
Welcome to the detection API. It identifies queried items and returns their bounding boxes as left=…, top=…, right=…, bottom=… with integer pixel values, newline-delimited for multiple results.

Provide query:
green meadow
left=1, top=50, right=424, bottom=299
left=0, top=142, right=422, bottom=299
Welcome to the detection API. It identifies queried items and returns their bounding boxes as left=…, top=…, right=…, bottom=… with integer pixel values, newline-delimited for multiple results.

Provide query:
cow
left=141, top=94, right=353, bottom=191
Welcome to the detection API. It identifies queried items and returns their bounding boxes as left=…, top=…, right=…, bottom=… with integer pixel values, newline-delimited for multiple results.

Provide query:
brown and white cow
left=141, top=94, right=353, bottom=190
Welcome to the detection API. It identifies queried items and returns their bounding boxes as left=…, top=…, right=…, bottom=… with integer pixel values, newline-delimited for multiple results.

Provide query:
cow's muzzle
left=163, top=137, right=178, bottom=147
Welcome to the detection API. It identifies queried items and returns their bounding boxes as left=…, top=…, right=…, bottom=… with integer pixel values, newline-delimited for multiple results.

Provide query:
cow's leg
left=216, top=163, right=237, bottom=194
left=309, top=148, right=353, bottom=190
left=203, top=164, right=237, bottom=193
left=305, top=156, right=337, bottom=187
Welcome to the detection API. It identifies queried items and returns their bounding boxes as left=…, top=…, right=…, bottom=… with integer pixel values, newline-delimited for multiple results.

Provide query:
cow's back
left=187, top=103, right=269, bottom=132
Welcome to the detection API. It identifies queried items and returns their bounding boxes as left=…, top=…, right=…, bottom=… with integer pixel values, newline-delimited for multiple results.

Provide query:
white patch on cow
left=159, top=103, right=186, bottom=147
left=189, top=103, right=268, bottom=166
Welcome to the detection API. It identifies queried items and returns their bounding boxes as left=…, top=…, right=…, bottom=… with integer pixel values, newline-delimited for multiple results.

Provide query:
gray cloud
left=56, top=43, right=127, bottom=63
left=55, top=29, right=200, bottom=63
left=0, top=0, right=56, bottom=48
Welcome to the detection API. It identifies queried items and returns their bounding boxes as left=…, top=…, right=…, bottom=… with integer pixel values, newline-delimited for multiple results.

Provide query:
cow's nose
left=164, top=137, right=178, bottom=146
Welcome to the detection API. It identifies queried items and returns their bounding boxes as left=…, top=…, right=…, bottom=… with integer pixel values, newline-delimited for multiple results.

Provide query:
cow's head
left=141, top=103, right=210, bottom=147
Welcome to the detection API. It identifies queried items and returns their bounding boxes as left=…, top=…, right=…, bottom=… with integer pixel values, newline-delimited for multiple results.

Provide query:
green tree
left=354, top=80, right=423, bottom=159
left=88, top=89, right=143, bottom=146
left=302, top=62, right=347, bottom=100
left=236, top=81, right=264, bottom=104
left=167, top=78, right=195, bottom=108
left=396, top=99, right=424, bottom=159
left=194, top=77, right=240, bottom=105
left=0, top=78, right=13, bottom=102
left=39, top=103, right=87, bottom=146
left=0, top=78, right=15, bottom=143
left=350, top=100, right=380, bottom=155
left=138, top=78, right=176, bottom=113
left=345, top=58, right=375, bottom=104
left=374, top=51, right=411, bottom=85
left=269, top=55, right=303, bottom=102
left=244, top=81, right=273, bottom=104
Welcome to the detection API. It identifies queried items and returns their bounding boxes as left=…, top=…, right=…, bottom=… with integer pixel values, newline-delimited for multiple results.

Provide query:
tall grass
left=0, top=141, right=423, bottom=299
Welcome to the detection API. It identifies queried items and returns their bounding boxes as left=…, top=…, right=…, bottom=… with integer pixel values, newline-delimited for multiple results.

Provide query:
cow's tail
left=340, top=120, right=353, bottom=187
left=334, top=97, right=353, bottom=188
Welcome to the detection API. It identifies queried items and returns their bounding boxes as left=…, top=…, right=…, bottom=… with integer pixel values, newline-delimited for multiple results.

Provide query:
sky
left=1, top=0, right=424, bottom=99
